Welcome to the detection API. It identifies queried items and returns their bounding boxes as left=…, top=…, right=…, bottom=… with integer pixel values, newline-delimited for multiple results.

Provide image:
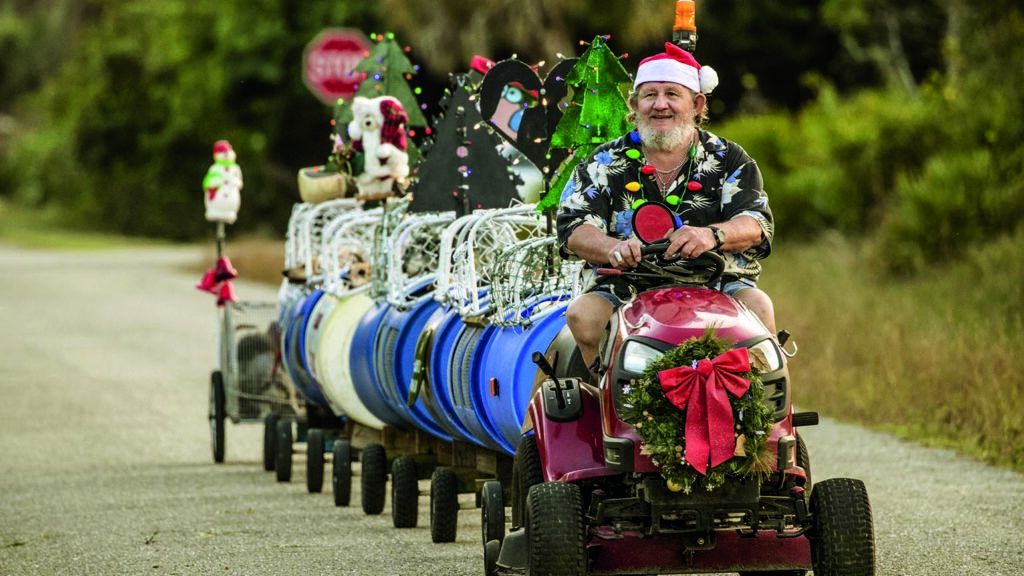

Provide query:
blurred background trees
left=0, top=0, right=1021, bottom=265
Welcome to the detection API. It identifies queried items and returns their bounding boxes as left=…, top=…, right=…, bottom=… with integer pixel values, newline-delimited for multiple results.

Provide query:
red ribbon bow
left=195, top=256, right=238, bottom=307
left=657, top=348, right=752, bottom=475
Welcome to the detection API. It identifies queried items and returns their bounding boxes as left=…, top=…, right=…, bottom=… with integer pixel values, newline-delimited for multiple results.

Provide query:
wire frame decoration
left=487, top=234, right=583, bottom=327
left=434, top=209, right=494, bottom=308
left=319, top=207, right=383, bottom=298
left=383, top=210, right=456, bottom=309
left=369, top=197, right=410, bottom=302
left=449, top=204, right=551, bottom=318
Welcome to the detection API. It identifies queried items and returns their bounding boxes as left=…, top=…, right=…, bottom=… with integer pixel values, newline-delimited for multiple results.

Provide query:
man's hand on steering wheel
left=664, top=226, right=716, bottom=260
left=608, top=238, right=642, bottom=269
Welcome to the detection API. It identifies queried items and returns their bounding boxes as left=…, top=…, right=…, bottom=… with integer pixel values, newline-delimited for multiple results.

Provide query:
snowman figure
left=347, top=96, right=410, bottom=199
left=203, top=140, right=243, bottom=224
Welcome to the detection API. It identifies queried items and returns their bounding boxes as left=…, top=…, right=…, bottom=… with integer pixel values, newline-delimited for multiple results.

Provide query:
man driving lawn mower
left=557, top=42, right=777, bottom=374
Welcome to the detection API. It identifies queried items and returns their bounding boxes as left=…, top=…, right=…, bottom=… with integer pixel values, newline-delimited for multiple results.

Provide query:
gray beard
left=636, top=120, right=692, bottom=152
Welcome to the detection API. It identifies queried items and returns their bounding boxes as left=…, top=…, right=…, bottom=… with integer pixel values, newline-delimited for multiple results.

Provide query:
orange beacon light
left=674, top=0, right=698, bottom=52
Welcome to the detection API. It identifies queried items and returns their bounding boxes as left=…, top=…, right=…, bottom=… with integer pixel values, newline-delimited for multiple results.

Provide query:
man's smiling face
left=633, top=82, right=704, bottom=152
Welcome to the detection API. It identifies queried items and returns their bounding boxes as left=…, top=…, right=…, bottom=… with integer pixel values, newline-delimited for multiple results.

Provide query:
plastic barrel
left=422, top=307, right=491, bottom=447
left=304, top=291, right=340, bottom=412
left=374, top=295, right=452, bottom=441
left=281, top=289, right=330, bottom=407
left=348, top=301, right=407, bottom=428
left=315, top=291, right=387, bottom=429
left=445, top=322, right=503, bottom=451
left=472, top=301, right=570, bottom=453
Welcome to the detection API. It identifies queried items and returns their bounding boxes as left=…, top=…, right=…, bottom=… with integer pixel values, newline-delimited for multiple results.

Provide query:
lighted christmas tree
left=334, top=33, right=428, bottom=129
left=539, top=35, right=632, bottom=213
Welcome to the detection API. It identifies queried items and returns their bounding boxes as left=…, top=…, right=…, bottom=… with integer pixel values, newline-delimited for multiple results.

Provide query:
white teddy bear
left=347, top=95, right=410, bottom=199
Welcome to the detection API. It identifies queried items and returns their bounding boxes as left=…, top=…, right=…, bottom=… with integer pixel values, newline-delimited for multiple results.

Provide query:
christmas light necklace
left=645, top=129, right=699, bottom=198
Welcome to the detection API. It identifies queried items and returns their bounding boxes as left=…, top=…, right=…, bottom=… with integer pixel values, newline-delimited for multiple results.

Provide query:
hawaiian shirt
left=556, top=128, right=774, bottom=285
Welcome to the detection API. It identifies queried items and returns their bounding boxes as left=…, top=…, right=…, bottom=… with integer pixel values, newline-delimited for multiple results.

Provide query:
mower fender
left=528, top=383, right=610, bottom=483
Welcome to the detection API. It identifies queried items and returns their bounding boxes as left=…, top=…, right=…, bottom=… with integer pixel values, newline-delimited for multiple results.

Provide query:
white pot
left=297, top=166, right=350, bottom=204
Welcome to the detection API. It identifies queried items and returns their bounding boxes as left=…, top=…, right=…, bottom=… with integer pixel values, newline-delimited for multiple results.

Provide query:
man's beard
left=636, top=117, right=693, bottom=152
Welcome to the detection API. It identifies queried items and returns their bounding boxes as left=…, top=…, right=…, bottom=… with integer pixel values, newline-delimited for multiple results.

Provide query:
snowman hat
left=213, top=140, right=233, bottom=155
left=633, top=42, right=718, bottom=95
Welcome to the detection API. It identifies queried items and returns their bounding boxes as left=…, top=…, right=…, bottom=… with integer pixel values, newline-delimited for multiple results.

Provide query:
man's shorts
left=588, top=277, right=758, bottom=309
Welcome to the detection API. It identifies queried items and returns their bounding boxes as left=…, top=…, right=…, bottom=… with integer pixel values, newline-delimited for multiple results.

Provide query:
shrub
left=719, top=85, right=951, bottom=239
left=877, top=149, right=1024, bottom=273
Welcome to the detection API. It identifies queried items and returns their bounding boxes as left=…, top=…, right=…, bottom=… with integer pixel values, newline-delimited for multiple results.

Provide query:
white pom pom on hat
left=633, top=42, right=718, bottom=95
left=698, top=65, right=718, bottom=94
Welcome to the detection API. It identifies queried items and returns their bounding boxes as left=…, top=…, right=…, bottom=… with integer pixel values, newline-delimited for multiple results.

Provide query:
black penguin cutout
left=540, top=58, right=579, bottom=174
left=479, top=58, right=579, bottom=176
left=408, top=73, right=520, bottom=215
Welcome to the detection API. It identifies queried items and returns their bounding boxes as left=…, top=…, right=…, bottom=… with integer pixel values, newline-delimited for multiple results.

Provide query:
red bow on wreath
left=196, top=256, right=238, bottom=306
left=658, top=348, right=752, bottom=476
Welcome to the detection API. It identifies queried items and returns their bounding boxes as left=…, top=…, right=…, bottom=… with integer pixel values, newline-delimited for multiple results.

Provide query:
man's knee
left=735, top=287, right=772, bottom=308
left=733, top=287, right=776, bottom=331
left=566, top=295, right=614, bottom=346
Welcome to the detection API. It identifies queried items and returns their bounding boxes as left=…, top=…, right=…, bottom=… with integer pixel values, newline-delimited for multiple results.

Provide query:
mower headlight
left=621, top=340, right=664, bottom=374
left=748, top=339, right=783, bottom=372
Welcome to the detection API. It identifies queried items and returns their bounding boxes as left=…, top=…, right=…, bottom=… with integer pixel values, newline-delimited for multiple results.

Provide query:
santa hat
left=379, top=98, right=409, bottom=152
left=633, top=42, right=719, bottom=94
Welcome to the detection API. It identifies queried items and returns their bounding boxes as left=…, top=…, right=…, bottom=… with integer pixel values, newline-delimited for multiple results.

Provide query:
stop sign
left=303, top=29, right=371, bottom=105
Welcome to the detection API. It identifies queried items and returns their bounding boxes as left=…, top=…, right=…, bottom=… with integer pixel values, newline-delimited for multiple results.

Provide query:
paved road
left=1, top=244, right=1022, bottom=575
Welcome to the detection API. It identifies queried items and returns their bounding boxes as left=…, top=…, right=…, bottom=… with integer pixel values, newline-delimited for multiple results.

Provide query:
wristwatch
left=708, top=226, right=725, bottom=250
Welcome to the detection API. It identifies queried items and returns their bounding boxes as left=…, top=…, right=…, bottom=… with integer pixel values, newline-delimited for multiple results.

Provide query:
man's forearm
left=566, top=225, right=620, bottom=264
left=715, top=215, right=764, bottom=253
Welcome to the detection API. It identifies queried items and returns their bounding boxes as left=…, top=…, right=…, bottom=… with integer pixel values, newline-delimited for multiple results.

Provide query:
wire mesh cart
left=207, top=224, right=299, bottom=464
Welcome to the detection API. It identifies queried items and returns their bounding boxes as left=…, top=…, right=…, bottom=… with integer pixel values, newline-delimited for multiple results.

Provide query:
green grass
left=761, top=230, right=1024, bottom=471
left=0, top=201, right=170, bottom=250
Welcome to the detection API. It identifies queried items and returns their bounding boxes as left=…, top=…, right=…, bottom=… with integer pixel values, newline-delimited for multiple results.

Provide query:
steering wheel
left=638, top=241, right=726, bottom=288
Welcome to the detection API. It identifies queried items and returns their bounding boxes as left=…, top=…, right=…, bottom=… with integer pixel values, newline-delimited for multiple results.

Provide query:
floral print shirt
left=556, top=128, right=774, bottom=283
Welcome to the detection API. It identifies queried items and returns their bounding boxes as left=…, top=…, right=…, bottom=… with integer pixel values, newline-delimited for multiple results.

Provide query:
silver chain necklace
left=644, top=130, right=699, bottom=196
left=648, top=154, right=686, bottom=194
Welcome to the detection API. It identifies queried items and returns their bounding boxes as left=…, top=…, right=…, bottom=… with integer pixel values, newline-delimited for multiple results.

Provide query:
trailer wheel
left=274, top=418, right=293, bottom=483
left=430, top=467, right=459, bottom=543
left=209, top=371, right=226, bottom=464
left=262, top=414, right=278, bottom=471
left=332, top=439, right=352, bottom=506
left=391, top=456, right=419, bottom=528
left=526, top=482, right=585, bottom=576
left=483, top=538, right=501, bottom=576
left=480, top=479, right=505, bottom=546
left=306, top=428, right=325, bottom=494
left=810, top=478, right=875, bottom=576
left=360, top=443, right=387, bottom=515
left=512, top=434, right=542, bottom=528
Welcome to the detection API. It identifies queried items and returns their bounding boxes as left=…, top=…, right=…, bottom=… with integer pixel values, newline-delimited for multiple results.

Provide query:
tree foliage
left=719, top=0, right=1024, bottom=271
left=2, top=0, right=379, bottom=239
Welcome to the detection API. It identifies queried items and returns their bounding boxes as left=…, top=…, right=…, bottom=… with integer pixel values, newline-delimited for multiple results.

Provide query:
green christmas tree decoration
left=331, top=33, right=429, bottom=168
left=539, top=35, right=632, bottom=213
left=334, top=33, right=428, bottom=129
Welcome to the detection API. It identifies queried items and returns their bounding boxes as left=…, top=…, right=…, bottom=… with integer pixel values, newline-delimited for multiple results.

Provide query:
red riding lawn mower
left=484, top=202, right=875, bottom=575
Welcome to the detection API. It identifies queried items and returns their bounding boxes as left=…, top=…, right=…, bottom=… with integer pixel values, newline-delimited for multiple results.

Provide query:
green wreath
left=619, top=329, right=776, bottom=494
